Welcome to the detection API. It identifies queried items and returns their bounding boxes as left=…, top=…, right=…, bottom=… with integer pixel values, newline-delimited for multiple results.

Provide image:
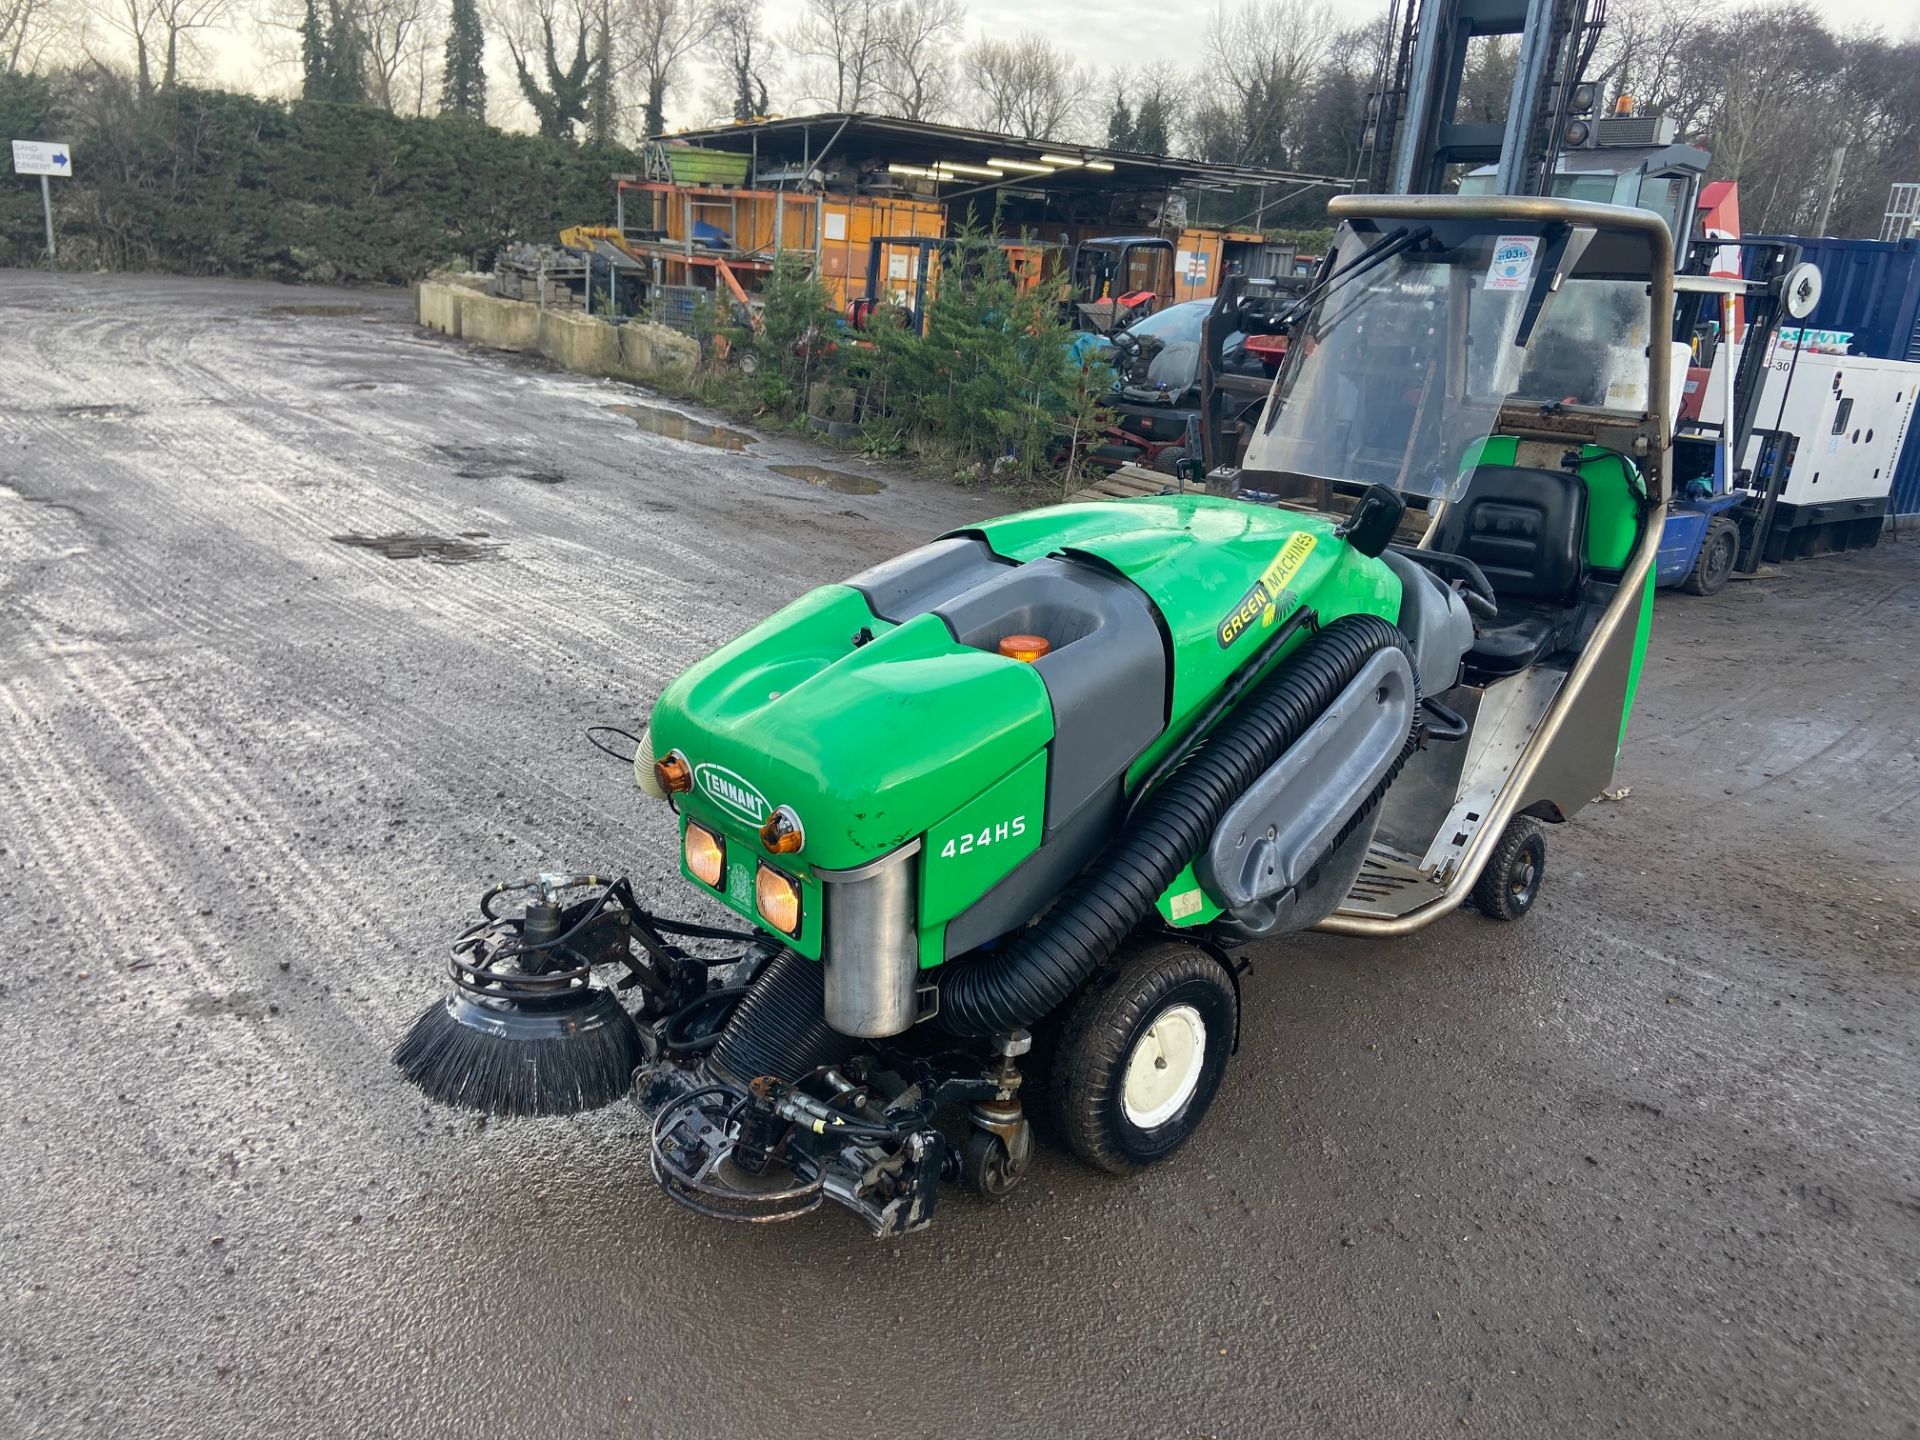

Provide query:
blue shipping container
left=1748, top=235, right=1920, bottom=513
left=1746, top=234, right=1920, bottom=362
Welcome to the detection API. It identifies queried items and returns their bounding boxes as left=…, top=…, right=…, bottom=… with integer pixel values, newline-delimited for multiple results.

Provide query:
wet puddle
left=770, top=464, right=887, bottom=495
left=605, top=403, right=753, bottom=451
left=331, top=531, right=504, bottom=564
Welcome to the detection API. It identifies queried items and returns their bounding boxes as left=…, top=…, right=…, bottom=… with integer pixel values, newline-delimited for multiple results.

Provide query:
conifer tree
left=439, top=0, right=488, bottom=121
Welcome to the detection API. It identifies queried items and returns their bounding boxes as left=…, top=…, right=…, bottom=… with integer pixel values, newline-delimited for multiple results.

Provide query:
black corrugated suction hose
left=934, top=612, right=1412, bottom=1036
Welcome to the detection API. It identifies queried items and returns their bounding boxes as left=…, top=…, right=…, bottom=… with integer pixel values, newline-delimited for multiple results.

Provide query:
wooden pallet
left=1065, top=464, right=1177, bottom=504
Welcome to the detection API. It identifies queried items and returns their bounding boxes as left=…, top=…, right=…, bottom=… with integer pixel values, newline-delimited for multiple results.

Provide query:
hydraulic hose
left=934, top=612, right=1413, bottom=1036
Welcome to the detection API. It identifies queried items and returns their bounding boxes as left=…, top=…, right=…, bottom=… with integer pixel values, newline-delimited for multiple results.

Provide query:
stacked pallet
left=1066, top=464, right=1178, bottom=504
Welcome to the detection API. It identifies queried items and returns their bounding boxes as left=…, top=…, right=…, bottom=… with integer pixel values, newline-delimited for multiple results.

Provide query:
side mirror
left=1336, top=484, right=1406, bottom=558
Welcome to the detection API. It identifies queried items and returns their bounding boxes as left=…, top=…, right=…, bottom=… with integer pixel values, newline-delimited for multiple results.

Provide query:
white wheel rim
left=1122, top=1003, right=1207, bottom=1129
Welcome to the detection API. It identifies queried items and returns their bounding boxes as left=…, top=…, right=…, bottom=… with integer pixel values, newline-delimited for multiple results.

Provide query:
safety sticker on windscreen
left=1486, top=235, right=1539, bottom=292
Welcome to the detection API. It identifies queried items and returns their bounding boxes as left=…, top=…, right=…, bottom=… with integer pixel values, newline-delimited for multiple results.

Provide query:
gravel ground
left=1, top=270, right=1916, bottom=1440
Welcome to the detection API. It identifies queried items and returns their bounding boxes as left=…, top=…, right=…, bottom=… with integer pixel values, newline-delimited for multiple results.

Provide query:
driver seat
left=1437, top=465, right=1589, bottom=678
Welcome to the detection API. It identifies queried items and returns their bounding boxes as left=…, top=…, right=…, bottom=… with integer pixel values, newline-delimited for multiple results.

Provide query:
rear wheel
left=1472, top=818, right=1546, bottom=921
left=1682, top=517, right=1738, bottom=596
left=1048, top=940, right=1237, bottom=1174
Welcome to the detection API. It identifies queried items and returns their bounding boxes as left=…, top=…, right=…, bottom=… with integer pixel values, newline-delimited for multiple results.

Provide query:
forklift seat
left=1437, top=465, right=1590, bottom=677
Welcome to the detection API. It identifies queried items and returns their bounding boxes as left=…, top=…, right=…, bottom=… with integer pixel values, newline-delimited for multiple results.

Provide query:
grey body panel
left=1212, top=808, right=1385, bottom=943
left=845, top=536, right=1010, bottom=624
left=845, top=543, right=1174, bottom=964
left=936, top=555, right=1167, bottom=836
left=1198, top=647, right=1416, bottom=935
left=1382, top=549, right=1474, bottom=697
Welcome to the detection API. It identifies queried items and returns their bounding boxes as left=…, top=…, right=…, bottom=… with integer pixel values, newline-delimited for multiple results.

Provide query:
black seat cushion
left=1439, top=466, right=1590, bottom=678
left=1437, top=466, right=1589, bottom=605
left=1467, top=601, right=1568, bottom=676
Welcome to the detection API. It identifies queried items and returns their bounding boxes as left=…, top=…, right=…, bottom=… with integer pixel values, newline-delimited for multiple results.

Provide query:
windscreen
left=1240, top=222, right=1654, bottom=504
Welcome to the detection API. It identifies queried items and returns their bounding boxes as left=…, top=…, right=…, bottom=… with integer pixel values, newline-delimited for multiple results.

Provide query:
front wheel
left=1048, top=940, right=1237, bottom=1174
left=1683, top=516, right=1739, bottom=596
left=1472, top=818, right=1546, bottom=921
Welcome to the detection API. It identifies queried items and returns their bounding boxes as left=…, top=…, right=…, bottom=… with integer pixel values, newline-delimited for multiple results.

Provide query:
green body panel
left=918, top=751, right=1048, bottom=967
left=652, top=590, right=1054, bottom=875
left=1619, top=566, right=1657, bottom=754
left=966, top=495, right=1401, bottom=786
left=652, top=494, right=1411, bottom=961
left=679, top=814, right=825, bottom=959
left=921, top=752, right=1047, bottom=931
left=1461, top=436, right=1647, bottom=572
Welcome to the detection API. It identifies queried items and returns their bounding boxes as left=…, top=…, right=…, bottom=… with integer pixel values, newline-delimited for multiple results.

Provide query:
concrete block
left=458, top=292, right=540, bottom=352
left=616, top=321, right=700, bottom=380
left=539, top=309, right=619, bottom=375
left=417, top=281, right=463, bottom=337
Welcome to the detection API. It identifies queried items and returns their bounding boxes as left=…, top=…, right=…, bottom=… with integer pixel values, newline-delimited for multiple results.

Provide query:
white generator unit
left=1700, top=343, right=1920, bottom=559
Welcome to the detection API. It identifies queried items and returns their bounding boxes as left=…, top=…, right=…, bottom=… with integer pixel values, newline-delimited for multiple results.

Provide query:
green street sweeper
left=397, top=194, right=1677, bottom=1235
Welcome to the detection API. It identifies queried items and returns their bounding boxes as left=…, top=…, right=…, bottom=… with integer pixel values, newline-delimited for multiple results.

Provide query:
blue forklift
left=1657, top=241, right=1820, bottom=594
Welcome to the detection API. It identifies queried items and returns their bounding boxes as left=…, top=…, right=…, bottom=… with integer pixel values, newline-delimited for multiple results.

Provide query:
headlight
left=684, top=820, right=725, bottom=888
left=755, top=862, right=802, bottom=936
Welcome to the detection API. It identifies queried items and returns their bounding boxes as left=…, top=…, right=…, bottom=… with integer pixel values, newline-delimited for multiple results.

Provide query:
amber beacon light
left=998, top=634, right=1051, bottom=662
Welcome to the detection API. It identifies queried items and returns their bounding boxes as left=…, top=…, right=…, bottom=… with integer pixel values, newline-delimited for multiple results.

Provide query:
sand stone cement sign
left=12, top=140, right=73, bottom=177
left=14, top=140, right=70, bottom=266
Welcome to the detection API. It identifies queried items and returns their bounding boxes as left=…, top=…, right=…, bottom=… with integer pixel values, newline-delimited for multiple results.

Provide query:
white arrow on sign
left=12, top=140, right=73, bottom=177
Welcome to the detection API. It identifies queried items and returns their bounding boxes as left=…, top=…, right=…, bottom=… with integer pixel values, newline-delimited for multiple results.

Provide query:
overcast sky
left=752, top=0, right=1918, bottom=79
left=203, top=0, right=1920, bottom=127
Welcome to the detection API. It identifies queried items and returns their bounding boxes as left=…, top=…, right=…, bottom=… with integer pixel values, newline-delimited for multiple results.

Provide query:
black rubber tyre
left=1682, top=517, right=1739, bottom=596
left=1151, top=446, right=1187, bottom=477
left=960, top=1127, right=1031, bottom=1199
left=1472, top=819, right=1546, bottom=921
left=1047, top=940, right=1238, bottom=1175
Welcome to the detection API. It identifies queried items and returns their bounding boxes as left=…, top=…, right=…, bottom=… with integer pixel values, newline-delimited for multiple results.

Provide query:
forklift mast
left=1359, top=0, right=1605, bottom=197
left=1196, top=0, right=1608, bottom=472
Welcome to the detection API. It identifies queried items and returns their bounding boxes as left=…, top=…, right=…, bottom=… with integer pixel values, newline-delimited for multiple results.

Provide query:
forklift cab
left=1227, top=195, right=1676, bottom=933
left=1071, top=237, right=1176, bottom=334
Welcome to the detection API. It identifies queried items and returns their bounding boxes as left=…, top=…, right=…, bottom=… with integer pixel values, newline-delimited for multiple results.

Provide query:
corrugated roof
left=664, top=112, right=1352, bottom=196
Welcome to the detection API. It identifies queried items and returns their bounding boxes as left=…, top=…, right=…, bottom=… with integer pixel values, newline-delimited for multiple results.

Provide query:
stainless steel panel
left=819, top=846, right=920, bottom=1038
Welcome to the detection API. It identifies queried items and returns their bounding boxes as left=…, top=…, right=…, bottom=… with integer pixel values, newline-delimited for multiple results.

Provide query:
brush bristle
left=393, top=989, right=643, bottom=1117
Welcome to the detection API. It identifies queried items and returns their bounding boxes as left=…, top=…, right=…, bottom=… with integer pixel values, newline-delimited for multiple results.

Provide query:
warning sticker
left=1485, top=235, right=1539, bottom=292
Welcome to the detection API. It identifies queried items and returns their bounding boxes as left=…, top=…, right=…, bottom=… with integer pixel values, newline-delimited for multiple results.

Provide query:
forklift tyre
left=1682, top=517, right=1739, bottom=596
left=1048, top=939, right=1237, bottom=1174
left=1472, top=818, right=1546, bottom=921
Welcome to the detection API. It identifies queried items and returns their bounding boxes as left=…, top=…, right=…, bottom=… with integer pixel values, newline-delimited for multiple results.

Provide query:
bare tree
left=492, top=0, right=593, bottom=137
left=786, top=0, right=887, bottom=110
left=1184, top=0, right=1335, bottom=166
left=355, top=0, right=439, bottom=112
left=960, top=32, right=1086, bottom=139
left=1587, top=0, right=1712, bottom=122
left=93, top=0, right=239, bottom=94
left=621, top=0, right=714, bottom=137
left=710, top=0, right=772, bottom=121
left=2, top=0, right=70, bottom=71
left=873, top=0, right=962, bottom=121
